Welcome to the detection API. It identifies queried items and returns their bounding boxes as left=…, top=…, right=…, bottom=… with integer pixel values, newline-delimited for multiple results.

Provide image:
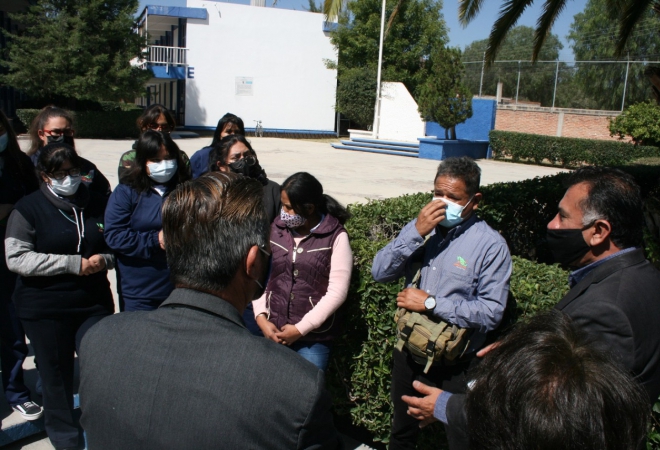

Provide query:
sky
left=137, top=0, right=589, bottom=60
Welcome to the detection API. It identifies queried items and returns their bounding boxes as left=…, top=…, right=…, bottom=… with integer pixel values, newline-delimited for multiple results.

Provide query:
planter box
left=418, top=138, right=490, bottom=160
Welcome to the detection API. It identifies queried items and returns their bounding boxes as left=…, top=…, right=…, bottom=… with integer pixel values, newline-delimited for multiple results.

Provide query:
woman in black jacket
left=4, top=143, right=115, bottom=450
left=0, top=111, right=42, bottom=421
left=209, top=134, right=281, bottom=335
left=27, top=106, right=111, bottom=200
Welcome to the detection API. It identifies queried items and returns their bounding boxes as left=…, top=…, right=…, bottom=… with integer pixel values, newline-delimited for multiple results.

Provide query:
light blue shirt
left=372, top=214, right=512, bottom=350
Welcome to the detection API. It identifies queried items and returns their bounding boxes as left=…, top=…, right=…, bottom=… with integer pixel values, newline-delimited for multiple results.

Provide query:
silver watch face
left=424, top=296, right=436, bottom=310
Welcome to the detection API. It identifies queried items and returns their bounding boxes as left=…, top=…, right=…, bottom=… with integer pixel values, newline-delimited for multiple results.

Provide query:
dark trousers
left=0, top=268, right=31, bottom=406
left=389, top=348, right=477, bottom=450
left=21, top=314, right=108, bottom=449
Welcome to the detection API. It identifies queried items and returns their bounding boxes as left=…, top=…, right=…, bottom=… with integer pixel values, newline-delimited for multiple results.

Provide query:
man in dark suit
left=79, top=172, right=341, bottom=450
left=401, top=167, right=660, bottom=442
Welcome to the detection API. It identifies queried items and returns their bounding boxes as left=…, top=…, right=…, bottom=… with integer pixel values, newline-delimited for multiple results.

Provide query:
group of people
left=0, top=102, right=658, bottom=450
left=0, top=105, right=351, bottom=449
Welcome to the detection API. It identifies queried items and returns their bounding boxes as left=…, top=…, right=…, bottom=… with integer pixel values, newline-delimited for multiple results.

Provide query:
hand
left=257, top=315, right=282, bottom=344
left=158, top=230, right=165, bottom=250
left=402, top=381, right=442, bottom=428
left=79, top=258, right=94, bottom=276
left=396, top=287, right=429, bottom=312
left=275, top=324, right=303, bottom=346
left=415, top=200, right=446, bottom=237
left=88, top=254, right=106, bottom=273
left=477, top=341, right=500, bottom=358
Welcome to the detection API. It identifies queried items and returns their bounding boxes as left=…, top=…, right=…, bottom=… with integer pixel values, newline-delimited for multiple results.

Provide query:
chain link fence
left=462, top=59, right=660, bottom=112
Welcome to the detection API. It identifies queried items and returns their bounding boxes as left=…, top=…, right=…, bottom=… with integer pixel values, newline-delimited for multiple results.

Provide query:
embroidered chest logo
left=81, top=170, right=94, bottom=184
left=454, top=256, right=468, bottom=270
left=97, top=223, right=104, bottom=233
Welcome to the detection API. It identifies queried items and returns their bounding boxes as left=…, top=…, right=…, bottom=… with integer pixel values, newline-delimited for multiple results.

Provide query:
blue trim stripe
left=184, top=126, right=336, bottom=135
left=146, top=6, right=208, bottom=19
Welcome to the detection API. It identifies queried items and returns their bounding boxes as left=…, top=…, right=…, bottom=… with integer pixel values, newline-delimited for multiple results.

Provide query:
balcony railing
left=148, top=46, right=188, bottom=66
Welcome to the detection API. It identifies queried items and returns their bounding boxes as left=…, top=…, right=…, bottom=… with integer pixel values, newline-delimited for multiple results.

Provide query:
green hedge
left=489, top=130, right=660, bottom=168
left=15, top=108, right=142, bottom=139
left=330, top=168, right=660, bottom=446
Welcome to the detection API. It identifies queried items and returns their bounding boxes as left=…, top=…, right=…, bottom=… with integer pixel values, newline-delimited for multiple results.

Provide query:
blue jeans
left=290, top=341, right=332, bottom=371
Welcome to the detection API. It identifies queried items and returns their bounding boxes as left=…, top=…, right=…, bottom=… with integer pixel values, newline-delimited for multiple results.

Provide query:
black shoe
left=12, top=401, right=43, bottom=420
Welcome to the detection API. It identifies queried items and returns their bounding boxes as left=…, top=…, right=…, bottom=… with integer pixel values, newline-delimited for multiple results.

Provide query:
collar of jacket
left=273, top=213, right=341, bottom=236
left=555, top=248, right=646, bottom=310
left=159, top=287, right=245, bottom=328
left=40, top=182, right=89, bottom=212
left=433, top=212, right=479, bottom=242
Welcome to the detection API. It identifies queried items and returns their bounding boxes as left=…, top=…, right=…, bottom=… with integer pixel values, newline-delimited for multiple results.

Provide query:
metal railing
left=148, top=46, right=188, bottom=66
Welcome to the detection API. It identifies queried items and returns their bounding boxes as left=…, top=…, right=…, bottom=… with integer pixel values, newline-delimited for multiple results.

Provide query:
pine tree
left=1, top=0, right=151, bottom=102
left=416, top=46, right=472, bottom=139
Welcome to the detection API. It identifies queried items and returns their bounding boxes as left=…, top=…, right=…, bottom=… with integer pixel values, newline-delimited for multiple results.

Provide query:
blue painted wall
left=425, top=98, right=496, bottom=141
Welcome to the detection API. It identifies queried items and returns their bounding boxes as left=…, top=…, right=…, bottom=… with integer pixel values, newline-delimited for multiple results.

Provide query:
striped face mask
left=280, top=209, right=306, bottom=229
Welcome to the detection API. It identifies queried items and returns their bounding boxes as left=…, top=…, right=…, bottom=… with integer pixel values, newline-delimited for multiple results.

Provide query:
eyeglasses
left=49, top=167, right=81, bottom=180
left=43, top=128, right=74, bottom=137
left=258, top=244, right=271, bottom=258
left=147, top=123, right=172, bottom=132
left=230, top=155, right=257, bottom=165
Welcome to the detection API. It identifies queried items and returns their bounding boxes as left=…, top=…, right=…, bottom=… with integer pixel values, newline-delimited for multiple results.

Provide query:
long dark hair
left=281, top=172, right=350, bottom=224
left=0, top=110, right=39, bottom=192
left=208, top=134, right=255, bottom=171
left=210, top=113, right=245, bottom=147
left=28, top=106, right=74, bottom=156
left=126, top=130, right=190, bottom=193
left=136, top=104, right=176, bottom=131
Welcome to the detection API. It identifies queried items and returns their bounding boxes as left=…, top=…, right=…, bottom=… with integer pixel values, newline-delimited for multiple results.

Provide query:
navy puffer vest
left=265, top=214, right=346, bottom=342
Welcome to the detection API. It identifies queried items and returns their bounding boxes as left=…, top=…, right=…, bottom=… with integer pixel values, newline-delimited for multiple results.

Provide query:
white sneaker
left=12, top=401, right=43, bottom=421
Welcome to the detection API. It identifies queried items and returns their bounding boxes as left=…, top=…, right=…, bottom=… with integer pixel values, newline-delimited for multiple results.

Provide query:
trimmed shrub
left=490, top=130, right=660, bottom=167
left=15, top=108, right=141, bottom=139
left=610, top=101, right=660, bottom=147
left=330, top=168, right=660, bottom=446
left=330, top=191, right=569, bottom=444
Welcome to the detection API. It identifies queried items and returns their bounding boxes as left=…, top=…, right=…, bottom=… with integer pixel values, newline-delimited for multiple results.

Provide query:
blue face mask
left=436, top=196, right=473, bottom=228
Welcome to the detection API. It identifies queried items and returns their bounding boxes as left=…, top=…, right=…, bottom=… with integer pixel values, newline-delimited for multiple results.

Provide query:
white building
left=136, top=1, right=338, bottom=135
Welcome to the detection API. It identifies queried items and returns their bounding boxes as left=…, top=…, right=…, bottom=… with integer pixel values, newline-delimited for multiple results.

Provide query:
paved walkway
left=35, top=136, right=566, bottom=202
left=5, top=137, right=566, bottom=449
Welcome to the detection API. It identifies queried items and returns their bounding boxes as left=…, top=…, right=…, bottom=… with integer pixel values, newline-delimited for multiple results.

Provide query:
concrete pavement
left=64, top=137, right=566, bottom=202
left=4, top=137, right=566, bottom=449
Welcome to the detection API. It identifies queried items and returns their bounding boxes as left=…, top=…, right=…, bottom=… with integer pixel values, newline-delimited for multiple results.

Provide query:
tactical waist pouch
left=394, top=308, right=472, bottom=373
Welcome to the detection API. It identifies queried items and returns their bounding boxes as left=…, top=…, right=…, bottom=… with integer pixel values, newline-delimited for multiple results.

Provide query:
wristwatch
left=424, top=295, right=436, bottom=311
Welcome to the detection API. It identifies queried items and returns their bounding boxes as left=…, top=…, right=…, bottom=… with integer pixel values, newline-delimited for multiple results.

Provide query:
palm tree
left=322, top=0, right=404, bottom=39
left=459, top=0, right=659, bottom=65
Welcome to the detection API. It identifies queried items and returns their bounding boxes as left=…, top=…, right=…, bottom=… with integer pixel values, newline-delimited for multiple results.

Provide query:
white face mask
left=147, top=159, right=177, bottom=184
left=0, top=132, right=8, bottom=153
left=50, top=175, right=82, bottom=197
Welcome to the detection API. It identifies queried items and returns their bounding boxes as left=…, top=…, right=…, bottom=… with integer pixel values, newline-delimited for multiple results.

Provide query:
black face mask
left=546, top=227, right=591, bottom=268
left=46, top=134, right=75, bottom=146
left=228, top=156, right=264, bottom=180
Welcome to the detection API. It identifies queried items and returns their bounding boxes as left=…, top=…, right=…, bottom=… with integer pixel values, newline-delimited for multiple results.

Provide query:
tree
left=458, top=0, right=660, bottom=64
left=329, top=0, right=447, bottom=128
left=1, top=0, right=150, bottom=102
left=417, top=46, right=472, bottom=139
left=462, top=26, right=563, bottom=106
left=569, top=0, right=660, bottom=110
left=303, top=0, right=323, bottom=12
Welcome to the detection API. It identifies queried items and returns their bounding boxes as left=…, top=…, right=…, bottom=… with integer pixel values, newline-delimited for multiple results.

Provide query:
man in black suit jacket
left=79, top=172, right=341, bottom=450
left=401, top=167, right=660, bottom=443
